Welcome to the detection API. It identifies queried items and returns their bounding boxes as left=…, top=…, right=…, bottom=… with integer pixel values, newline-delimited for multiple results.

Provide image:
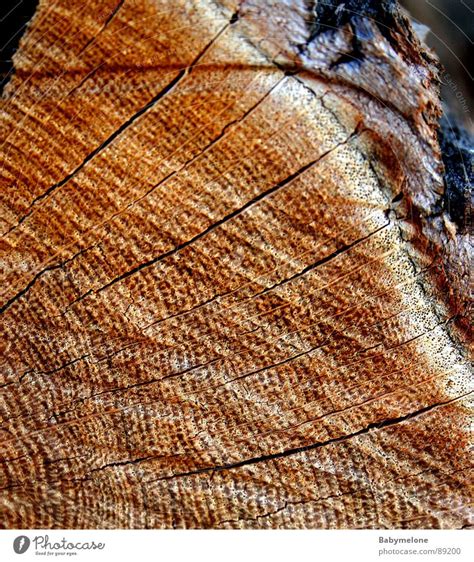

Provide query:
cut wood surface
left=0, top=0, right=472, bottom=529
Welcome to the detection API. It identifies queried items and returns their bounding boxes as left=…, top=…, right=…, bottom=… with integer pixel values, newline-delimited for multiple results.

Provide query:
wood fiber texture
left=0, top=0, right=472, bottom=528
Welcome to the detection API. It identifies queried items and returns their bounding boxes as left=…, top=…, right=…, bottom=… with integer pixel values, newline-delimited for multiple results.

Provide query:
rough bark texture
left=0, top=0, right=472, bottom=529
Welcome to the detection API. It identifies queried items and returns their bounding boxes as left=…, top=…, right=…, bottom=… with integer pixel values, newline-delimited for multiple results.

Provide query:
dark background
left=401, top=0, right=473, bottom=129
left=0, top=0, right=38, bottom=87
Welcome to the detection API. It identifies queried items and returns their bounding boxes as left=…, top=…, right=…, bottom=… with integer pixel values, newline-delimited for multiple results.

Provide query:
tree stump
left=0, top=0, right=472, bottom=529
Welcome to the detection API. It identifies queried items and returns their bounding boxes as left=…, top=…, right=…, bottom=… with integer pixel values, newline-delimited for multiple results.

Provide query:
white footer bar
left=0, top=530, right=471, bottom=562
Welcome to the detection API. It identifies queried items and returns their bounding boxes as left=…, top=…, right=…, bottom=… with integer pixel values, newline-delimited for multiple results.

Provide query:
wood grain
left=0, top=0, right=472, bottom=529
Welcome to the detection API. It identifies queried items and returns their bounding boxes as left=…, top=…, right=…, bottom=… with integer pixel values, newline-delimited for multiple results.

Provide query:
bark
left=0, top=0, right=472, bottom=529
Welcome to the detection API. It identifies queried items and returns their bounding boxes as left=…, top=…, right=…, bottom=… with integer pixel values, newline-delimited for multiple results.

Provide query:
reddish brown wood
left=0, top=0, right=472, bottom=529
